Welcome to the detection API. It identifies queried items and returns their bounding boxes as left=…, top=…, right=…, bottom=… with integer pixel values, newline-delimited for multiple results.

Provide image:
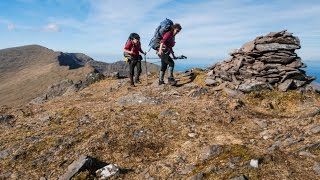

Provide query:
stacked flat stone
left=206, top=30, right=315, bottom=92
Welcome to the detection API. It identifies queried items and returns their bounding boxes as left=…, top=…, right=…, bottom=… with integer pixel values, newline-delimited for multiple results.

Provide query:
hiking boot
left=129, top=81, right=135, bottom=87
left=135, top=80, right=142, bottom=84
left=158, top=80, right=165, bottom=85
left=168, top=77, right=177, bottom=85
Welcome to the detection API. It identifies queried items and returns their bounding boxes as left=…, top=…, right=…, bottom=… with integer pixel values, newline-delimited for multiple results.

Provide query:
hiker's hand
left=158, top=49, right=163, bottom=56
left=143, top=51, right=147, bottom=55
left=129, top=50, right=133, bottom=55
left=173, top=55, right=177, bottom=59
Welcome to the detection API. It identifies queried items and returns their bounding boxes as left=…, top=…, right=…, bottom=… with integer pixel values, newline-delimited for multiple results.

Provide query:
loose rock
left=96, top=164, right=120, bottom=179
left=207, top=30, right=315, bottom=93
left=313, top=162, right=320, bottom=175
left=250, top=159, right=259, bottom=168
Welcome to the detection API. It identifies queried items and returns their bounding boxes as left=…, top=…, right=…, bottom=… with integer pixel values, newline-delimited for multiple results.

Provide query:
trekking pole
left=144, top=54, right=148, bottom=84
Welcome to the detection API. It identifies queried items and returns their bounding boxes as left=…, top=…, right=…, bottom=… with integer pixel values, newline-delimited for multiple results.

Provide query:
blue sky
left=0, top=0, right=320, bottom=64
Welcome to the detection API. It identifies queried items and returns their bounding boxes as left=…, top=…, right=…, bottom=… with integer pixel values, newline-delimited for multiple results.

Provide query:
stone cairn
left=206, top=30, right=315, bottom=92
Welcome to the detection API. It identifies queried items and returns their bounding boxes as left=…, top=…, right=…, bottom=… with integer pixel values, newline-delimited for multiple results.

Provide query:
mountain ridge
left=0, top=44, right=160, bottom=107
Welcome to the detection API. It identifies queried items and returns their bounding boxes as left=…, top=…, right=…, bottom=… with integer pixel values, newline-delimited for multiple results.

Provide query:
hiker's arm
left=170, top=49, right=176, bottom=59
left=159, top=32, right=170, bottom=55
left=139, top=47, right=146, bottom=55
left=124, top=42, right=133, bottom=54
left=123, top=48, right=133, bottom=54
left=158, top=43, right=164, bottom=55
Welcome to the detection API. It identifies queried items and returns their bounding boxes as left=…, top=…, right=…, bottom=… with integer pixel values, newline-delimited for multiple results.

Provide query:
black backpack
left=149, top=18, right=173, bottom=50
left=128, top=33, right=140, bottom=41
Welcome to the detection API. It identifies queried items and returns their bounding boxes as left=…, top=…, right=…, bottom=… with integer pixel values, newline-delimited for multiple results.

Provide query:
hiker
left=123, top=33, right=146, bottom=86
left=157, top=23, right=182, bottom=85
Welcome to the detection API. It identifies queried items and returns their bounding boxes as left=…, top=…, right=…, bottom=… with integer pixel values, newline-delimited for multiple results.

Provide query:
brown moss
left=194, top=73, right=207, bottom=87
left=60, top=107, right=84, bottom=120
left=145, top=112, right=159, bottom=120
left=243, top=90, right=320, bottom=117
left=72, top=170, right=93, bottom=180
left=218, top=145, right=253, bottom=161
left=191, top=145, right=256, bottom=179
left=192, top=68, right=208, bottom=87
left=311, top=149, right=320, bottom=156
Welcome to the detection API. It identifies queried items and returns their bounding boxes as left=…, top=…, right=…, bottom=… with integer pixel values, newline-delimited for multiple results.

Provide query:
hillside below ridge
left=0, top=44, right=160, bottom=107
left=0, top=45, right=97, bottom=107
left=0, top=69, right=320, bottom=179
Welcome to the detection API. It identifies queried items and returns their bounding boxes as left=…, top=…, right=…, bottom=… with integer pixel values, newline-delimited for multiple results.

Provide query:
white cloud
left=0, top=18, right=16, bottom=31
left=169, top=1, right=320, bottom=59
left=7, top=24, right=16, bottom=31
left=2, top=0, right=320, bottom=61
left=42, top=23, right=60, bottom=32
left=78, top=1, right=317, bottom=59
left=47, top=17, right=85, bottom=32
left=0, top=18, right=60, bottom=33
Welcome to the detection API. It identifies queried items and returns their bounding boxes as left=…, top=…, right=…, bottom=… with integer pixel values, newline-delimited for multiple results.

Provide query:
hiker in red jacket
left=158, top=23, right=182, bottom=85
left=123, top=33, right=146, bottom=86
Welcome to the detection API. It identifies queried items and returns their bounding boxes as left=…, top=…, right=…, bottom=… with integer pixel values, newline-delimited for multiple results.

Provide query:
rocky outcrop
left=59, top=155, right=108, bottom=180
left=0, top=114, right=14, bottom=124
left=206, top=30, right=315, bottom=92
left=30, top=72, right=105, bottom=104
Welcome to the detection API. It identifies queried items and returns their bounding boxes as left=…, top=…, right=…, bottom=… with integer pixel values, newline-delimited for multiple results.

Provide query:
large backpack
left=149, top=18, right=173, bottom=50
left=128, top=33, right=140, bottom=42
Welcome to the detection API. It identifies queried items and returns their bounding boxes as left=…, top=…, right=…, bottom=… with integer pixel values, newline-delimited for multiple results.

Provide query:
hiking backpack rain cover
left=149, top=18, right=173, bottom=50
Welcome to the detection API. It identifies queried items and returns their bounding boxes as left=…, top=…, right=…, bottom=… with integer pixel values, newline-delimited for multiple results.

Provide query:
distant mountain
left=56, top=52, right=160, bottom=76
left=0, top=45, right=160, bottom=107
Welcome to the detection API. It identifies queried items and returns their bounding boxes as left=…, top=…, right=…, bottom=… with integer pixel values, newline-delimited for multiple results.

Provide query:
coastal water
left=304, top=61, right=320, bottom=83
left=160, top=60, right=320, bottom=83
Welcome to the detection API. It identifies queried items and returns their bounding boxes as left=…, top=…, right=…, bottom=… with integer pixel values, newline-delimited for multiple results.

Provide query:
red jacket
left=161, top=31, right=175, bottom=52
left=124, top=41, right=142, bottom=57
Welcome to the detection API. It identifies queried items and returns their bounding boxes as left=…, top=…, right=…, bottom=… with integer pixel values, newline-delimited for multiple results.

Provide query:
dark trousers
left=129, top=56, right=142, bottom=84
left=159, top=53, right=174, bottom=72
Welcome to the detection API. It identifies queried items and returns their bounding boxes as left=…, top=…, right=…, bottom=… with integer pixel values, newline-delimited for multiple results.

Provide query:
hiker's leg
left=161, top=53, right=171, bottom=72
left=159, top=71, right=165, bottom=82
left=135, top=58, right=142, bottom=82
left=159, top=54, right=169, bottom=82
left=129, top=59, right=135, bottom=85
left=167, top=56, right=177, bottom=85
left=168, top=56, right=175, bottom=78
left=132, top=59, right=138, bottom=78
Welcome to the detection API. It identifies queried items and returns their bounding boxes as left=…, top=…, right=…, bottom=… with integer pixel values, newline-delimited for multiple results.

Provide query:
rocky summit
left=0, top=68, right=320, bottom=179
left=206, top=30, right=316, bottom=93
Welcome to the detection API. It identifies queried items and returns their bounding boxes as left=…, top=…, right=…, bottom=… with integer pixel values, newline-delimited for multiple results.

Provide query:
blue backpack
left=149, top=18, right=173, bottom=50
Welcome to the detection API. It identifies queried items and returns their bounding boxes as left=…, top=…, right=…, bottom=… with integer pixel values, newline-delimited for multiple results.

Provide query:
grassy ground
left=0, top=71, right=320, bottom=179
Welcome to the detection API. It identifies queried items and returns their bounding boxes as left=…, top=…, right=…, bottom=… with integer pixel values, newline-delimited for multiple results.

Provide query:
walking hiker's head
left=130, top=33, right=140, bottom=44
left=171, top=23, right=182, bottom=36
